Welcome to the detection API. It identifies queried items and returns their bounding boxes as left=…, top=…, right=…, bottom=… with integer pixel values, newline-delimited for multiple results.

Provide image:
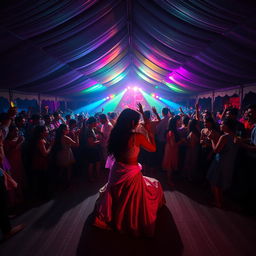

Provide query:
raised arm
left=136, top=133, right=156, bottom=152
left=179, top=107, right=185, bottom=116
left=195, top=103, right=200, bottom=121
left=220, top=105, right=228, bottom=120
left=209, top=134, right=227, bottom=153
left=137, top=103, right=147, bottom=124
left=38, top=139, right=51, bottom=156
left=152, top=107, right=161, bottom=122
left=64, top=134, right=79, bottom=147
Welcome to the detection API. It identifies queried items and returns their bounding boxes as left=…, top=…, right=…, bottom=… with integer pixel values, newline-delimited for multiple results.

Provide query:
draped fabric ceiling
left=1, top=0, right=256, bottom=98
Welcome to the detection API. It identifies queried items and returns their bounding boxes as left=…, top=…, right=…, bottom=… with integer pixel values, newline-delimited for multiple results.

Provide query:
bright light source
left=127, top=86, right=131, bottom=90
left=151, top=93, right=156, bottom=98
left=106, top=96, right=110, bottom=99
left=110, top=94, right=115, bottom=99
left=133, top=87, right=138, bottom=91
left=156, top=95, right=159, bottom=99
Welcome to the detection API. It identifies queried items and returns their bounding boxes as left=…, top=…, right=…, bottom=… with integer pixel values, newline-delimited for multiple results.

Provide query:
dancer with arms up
left=93, top=104, right=165, bottom=236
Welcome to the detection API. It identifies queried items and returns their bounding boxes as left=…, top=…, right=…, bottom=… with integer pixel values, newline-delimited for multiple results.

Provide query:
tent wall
left=0, top=89, right=71, bottom=113
left=195, top=84, right=256, bottom=112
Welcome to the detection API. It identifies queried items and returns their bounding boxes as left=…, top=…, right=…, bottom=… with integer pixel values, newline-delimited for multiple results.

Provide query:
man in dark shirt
left=225, top=108, right=246, bottom=137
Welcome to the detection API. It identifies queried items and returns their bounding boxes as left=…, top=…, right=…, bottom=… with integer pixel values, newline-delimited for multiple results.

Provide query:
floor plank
left=1, top=175, right=255, bottom=256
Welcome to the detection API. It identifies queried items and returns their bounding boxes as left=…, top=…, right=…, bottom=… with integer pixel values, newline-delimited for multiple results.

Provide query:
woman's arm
left=64, top=135, right=79, bottom=147
left=195, top=103, right=200, bottom=121
left=152, top=107, right=161, bottom=122
left=210, top=134, right=227, bottom=153
left=38, top=139, right=51, bottom=156
left=136, top=133, right=156, bottom=152
left=200, top=129, right=206, bottom=145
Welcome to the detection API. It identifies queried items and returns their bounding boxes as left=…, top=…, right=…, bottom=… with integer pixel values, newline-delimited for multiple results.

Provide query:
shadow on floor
left=76, top=205, right=183, bottom=256
left=33, top=178, right=106, bottom=229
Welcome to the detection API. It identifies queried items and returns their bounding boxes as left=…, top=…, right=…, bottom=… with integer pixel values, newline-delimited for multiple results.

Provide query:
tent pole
left=211, top=91, right=214, bottom=113
left=239, top=86, right=244, bottom=110
left=8, top=88, right=13, bottom=103
left=38, top=93, right=41, bottom=114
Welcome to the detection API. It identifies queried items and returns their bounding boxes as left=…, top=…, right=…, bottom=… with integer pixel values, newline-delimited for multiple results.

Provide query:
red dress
left=162, top=131, right=179, bottom=172
left=94, top=161, right=165, bottom=237
left=4, top=139, right=26, bottom=189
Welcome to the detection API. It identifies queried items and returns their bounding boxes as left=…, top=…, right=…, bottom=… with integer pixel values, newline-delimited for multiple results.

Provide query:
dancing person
left=83, top=117, right=101, bottom=181
left=162, top=115, right=185, bottom=187
left=52, top=124, right=79, bottom=186
left=93, top=106, right=165, bottom=237
left=225, top=108, right=246, bottom=138
left=0, top=130, right=24, bottom=242
left=183, top=119, right=201, bottom=182
left=155, top=107, right=171, bottom=167
left=137, top=107, right=160, bottom=176
left=108, top=112, right=117, bottom=126
left=15, top=116, right=26, bottom=137
left=178, top=114, right=190, bottom=172
left=4, top=125, right=26, bottom=190
left=27, top=125, right=52, bottom=200
left=52, top=112, right=65, bottom=129
left=200, top=117, right=220, bottom=181
left=207, top=119, right=238, bottom=208
left=4, top=125, right=26, bottom=207
left=98, top=113, right=113, bottom=166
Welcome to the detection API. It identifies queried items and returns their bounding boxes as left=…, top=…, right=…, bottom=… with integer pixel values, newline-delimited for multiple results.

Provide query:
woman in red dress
left=4, top=125, right=26, bottom=191
left=162, top=115, right=184, bottom=186
left=93, top=106, right=165, bottom=237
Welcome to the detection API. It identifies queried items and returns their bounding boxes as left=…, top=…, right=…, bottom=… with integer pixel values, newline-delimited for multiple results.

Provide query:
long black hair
left=167, top=115, right=181, bottom=142
left=188, top=119, right=200, bottom=138
left=108, top=108, right=140, bottom=159
left=222, top=118, right=237, bottom=133
left=204, top=116, right=219, bottom=132
left=27, top=125, right=47, bottom=157
left=52, top=124, right=67, bottom=152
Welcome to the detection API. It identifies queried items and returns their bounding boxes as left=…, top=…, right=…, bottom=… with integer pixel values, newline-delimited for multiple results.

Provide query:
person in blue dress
left=207, top=118, right=238, bottom=208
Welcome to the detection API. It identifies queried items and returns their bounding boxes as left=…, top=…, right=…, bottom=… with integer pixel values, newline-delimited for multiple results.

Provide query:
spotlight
left=133, top=87, right=138, bottom=91
left=151, top=93, right=155, bottom=98
left=155, top=86, right=159, bottom=89
left=110, top=94, right=115, bottom=99
left=106, top=96, right=110, bottom=99
left=156, top=95, right=159, bottom=99
left=127, top=86, right=131, bottom=90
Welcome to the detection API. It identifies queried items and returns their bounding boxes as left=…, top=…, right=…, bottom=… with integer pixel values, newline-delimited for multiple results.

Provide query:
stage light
left=106, top=96, right=110, bottom=99
left=133, top=87, right=138, bottom=91
left=127, top=86, right=131, bottom=90
left=155, top=86, right=159, bottom=89
left=151, top=93, right=156, bottom=98
left=110, top=94, right=115, bottom=99
left=156, top=95, right=159, bottom=99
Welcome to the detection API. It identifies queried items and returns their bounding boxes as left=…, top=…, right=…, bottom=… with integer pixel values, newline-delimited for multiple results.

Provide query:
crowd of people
left=0, top=102, right=256, bottom=239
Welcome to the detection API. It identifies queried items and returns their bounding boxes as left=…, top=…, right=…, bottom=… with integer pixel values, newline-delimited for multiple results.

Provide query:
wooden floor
left=0, top=173, right=256, bottom=256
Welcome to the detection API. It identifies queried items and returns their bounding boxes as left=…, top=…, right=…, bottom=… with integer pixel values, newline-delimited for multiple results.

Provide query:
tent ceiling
left=1, top=0, right=256, bottom=97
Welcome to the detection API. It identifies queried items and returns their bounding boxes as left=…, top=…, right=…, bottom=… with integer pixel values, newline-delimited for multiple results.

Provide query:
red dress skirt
left=93, top=161, right=165, bottom=236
